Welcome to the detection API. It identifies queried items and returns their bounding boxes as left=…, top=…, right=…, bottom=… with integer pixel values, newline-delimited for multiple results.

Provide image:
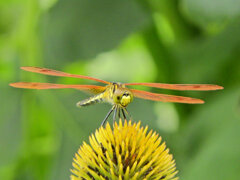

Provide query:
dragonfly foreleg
left=117, top=106, right=121, bottom=119
left=123, top=107, right=131, bottom=119
left=101, top=105, right=115, bottom=126
left=121, top=108, right=127, bottom=120
left=113, top=105, right=118, bottom=125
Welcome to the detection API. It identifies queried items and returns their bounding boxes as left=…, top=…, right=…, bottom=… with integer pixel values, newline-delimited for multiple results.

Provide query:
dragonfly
left=10, top=67, right=223, bottom=126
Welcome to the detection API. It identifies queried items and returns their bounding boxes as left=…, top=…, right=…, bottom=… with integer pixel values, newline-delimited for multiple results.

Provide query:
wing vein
left=130, top=89, right=204, bottom=104
left=21, top=66, right=110, bottom=84
left=9, top=82, right=106, bottom=94
left=126, top=83, right=223, bottom=91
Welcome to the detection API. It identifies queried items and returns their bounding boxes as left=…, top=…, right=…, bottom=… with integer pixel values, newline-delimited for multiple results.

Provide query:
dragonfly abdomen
left=76, top=94, right=104, bottom=107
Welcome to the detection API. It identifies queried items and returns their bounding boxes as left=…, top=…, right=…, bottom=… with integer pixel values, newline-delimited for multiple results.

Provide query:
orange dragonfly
left=10, top=67, right=223, bottom=126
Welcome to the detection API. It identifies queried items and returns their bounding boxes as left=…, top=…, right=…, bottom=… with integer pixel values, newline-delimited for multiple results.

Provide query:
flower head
left=71, top=120, right=178, bottom=180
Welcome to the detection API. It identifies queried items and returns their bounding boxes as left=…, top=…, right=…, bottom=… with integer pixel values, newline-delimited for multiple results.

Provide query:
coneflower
left=71, top=120, right=178, bottom=180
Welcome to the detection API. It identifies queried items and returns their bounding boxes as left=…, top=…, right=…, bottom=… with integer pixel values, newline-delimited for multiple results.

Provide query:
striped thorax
left=76, top=83, right=133, bottom=108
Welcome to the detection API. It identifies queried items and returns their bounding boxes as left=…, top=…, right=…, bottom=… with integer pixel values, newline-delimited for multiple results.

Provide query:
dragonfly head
left=113, top=89, right=133, bottom=107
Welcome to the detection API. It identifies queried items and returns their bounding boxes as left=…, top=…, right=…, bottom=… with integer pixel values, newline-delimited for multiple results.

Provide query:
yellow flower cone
left=71, top=120, right=178, bottom=180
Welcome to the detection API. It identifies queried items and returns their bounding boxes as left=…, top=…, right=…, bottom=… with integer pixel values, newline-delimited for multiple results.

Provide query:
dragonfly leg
left=101, top=105, right=115, bottom=126
left=118, top=106, right=121, bottom=119
left=123, top=108, right=131, bottom=119
left=113, top=105, right=118, bottom=125
left=121, top=108, right=127, bottom=120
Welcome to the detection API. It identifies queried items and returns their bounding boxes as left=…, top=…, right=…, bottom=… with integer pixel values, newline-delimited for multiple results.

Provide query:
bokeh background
left=1, top=0, right=240, bottom=179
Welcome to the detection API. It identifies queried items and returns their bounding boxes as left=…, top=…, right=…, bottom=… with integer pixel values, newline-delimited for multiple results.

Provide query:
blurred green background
left=0, top=0, right=240, bottom=179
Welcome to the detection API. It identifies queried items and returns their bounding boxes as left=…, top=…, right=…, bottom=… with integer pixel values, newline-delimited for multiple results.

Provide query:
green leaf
left=172, top=22, right=240, bottom=84
left=41, top=0, right=151, bottom=66
left=39, top=0, right=58, bottom=11
left=180, top=86, right=240, bottom=180
left=181, top=0, right=240, bottom=32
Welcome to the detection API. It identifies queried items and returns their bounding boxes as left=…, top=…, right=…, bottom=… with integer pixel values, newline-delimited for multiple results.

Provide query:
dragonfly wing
left=130, top=89, right=204, bottom=104
left=126, top=83, right=223, bottom=91
left=21, top=66, right=110, bottom=84
left=9, top=82, right=106, bottom=94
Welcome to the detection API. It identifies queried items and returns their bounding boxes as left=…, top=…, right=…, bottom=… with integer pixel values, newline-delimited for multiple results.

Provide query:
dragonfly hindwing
left=76, top=93, right=104, bottom=107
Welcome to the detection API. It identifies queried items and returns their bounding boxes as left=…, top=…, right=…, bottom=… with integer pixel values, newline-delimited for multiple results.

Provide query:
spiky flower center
left=71, top=120, right=178, bottom=180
